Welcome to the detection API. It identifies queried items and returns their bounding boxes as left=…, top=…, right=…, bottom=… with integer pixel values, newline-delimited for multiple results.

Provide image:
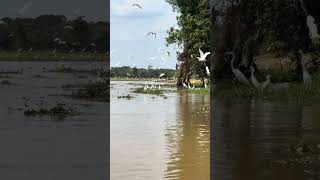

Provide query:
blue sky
left=110, top=0, right=179, bottom=69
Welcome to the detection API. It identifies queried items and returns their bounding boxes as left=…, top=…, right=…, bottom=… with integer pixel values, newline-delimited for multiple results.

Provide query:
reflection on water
left=111, top=81, right=210, bottom=180
left=0, top=61, right=108, bottom=180
left=212, top=98, right=320, bottom=180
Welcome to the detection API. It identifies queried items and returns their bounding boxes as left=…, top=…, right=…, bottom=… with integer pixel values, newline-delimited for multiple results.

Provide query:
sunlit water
left=212, top=98, right=320, bottom=180
left=111, top=81, right=210, bottom=180
left=0, top=61, right=108, bottom=180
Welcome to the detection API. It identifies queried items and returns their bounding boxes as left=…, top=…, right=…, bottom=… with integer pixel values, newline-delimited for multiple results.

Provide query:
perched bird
left=159, top=73, right=165, bottom=78
left=250, top=66, right=260, bottom=88
left=299, top=50, right=312, bottom=88
left=225, top=51, right=250, bottom=85
left=182, top=82, right=188, bottom=88
left=197, top=48, right=210, bottom=62
left=147, top=32, right=157, bottom=38
left=132, top=3, right=143, bottom=9
left=261, top=75, right=271, bottom=90
left=205, top=65, right=210, bottom=76
left=144, top=84, right=149, bottom=91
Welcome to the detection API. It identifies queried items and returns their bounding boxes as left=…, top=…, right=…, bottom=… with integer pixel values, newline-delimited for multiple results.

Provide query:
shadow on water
left=211, top=87, right=320, bottom=180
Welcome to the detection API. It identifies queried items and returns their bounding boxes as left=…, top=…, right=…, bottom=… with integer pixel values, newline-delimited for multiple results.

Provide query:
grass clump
left=215, top=73, right=320, bottom=101
left=133, top=87, right=164, bottom=95
left=24, top=103, right=78, bottom=118
left=117, top=94, right=135, bottom=99
left=178, top=87, right=210, bottom=95
left=1, top=80, right=11, bottom=85
left=72, top=80, right=109, bottom=102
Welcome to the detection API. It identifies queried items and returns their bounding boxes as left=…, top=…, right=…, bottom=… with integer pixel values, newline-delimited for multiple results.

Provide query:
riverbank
left=0, top=51, right=107, bottom=61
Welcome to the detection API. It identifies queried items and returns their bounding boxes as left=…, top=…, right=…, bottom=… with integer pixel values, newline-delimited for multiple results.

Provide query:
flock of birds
left=224, top=50, right=312, bottom=90
left=143, top=84, right=161, bottom=91
left=131, top=2, right=313, bottom=91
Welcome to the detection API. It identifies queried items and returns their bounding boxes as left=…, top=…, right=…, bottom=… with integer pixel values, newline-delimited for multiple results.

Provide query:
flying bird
left=132, top=3, right=143, bottom=9
left=159, top=73, right=165, bottom=78
left=147, top=32, right=157, bottom=38
left=197, top=48, right=210, bottom=62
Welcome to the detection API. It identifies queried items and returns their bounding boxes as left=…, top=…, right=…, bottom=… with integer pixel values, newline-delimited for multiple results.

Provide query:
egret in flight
left=197, top=49, right=210, bottom=62
left=132, top=3, right=143, bottom=9
left=147, top=32, right=156, bottom=38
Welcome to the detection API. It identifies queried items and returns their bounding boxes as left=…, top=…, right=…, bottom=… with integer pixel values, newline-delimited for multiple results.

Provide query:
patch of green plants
left=133, top=87, right=164, bottom=95
left=72, top=80, right=109, bottom=102
left=117, top=94, right=135, bottom=99
left=24, top=103, right=78, bottom=118
left=215, top=73, right=320, bottom=101
left=178, top=87, right=210, bottom=95
left=1, top=80, right=12, bottom=85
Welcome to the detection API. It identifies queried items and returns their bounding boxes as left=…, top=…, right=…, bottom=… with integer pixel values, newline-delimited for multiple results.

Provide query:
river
left=212, top=98, right=320, bottom=180
left=111, top=81, right=210, bottom=180
left=0, top=61, right=108, bottom=180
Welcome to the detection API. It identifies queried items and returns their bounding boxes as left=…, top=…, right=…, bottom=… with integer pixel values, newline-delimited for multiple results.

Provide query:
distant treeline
left=0, top=15, right=109, bottom=53
left=110, top=66, right=176, bottom=78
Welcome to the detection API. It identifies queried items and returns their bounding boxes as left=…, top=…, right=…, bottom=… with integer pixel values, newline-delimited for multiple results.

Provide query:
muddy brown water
left=111, top=81, right=210, bottom=180
left=212, top=98, right=320, bottom=180
left=0, top=61, right=108, bottom=180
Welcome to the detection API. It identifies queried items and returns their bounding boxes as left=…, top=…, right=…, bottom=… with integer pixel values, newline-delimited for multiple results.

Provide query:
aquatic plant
left=24, top=103, right=78, bottom=118
left=117, top=94, right=135, bottom=99
left=133, top=87, right=164, bottom=95
left=72, top=80, right=109, bottom=102
left=178, top=86, right=210, bottom=95
left=1, top=80, right=12, bottom=85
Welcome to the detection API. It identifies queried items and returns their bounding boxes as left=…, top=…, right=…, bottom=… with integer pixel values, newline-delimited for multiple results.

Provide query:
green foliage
left=133, top=87, right=164, bottom=95
left=215, top=73, right=320, bottom=100
left=166, top=0, right=210, bottom=79
left=110, top=66, right=176, bottom=79
left=0, top=15, right=109, bottom=52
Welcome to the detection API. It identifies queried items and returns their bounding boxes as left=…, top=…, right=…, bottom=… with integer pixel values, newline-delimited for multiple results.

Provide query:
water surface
left=0, top=61, right=108, bottom=180
left=212, top=98, right=320, bottom=180
left=111, top=81, right=210, bottom=180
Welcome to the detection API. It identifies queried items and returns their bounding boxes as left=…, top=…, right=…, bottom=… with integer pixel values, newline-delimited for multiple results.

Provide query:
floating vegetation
left=117, top=94, right=135, bottom=99
left=72, top=80, right=109, bottom=102
left=0, top=69, right=23, bottom=75
left=178, top=87, right=210, bottom=95
left=1, top=80, right=12, bottom=85
left=24, top=103, right=79, bottom=118
left=133, top=87, right=164, bottom=95
left=33, top=74, right=47, bottom=78
left=46, top=66, right=108, bottom=76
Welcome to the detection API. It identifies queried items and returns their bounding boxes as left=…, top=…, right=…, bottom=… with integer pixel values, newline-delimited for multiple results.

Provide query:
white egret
left=205, top=65, right=210, bottom=76
left=250, top=66, right=260, bottom=88
left=261, top=75, right=271, bottom=90
left=182, top=82, right=188, bottom=88
left=159, top=73, right=165, bottom=78
left=197, top=48, right=210, bottom=62
left=225, top=51, right=250, bottom=85
left=147, top=32, right=156, bottom=38
left=299, top=50, right=312, bottom=88
left=132, top=3, right=143, bottom=9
